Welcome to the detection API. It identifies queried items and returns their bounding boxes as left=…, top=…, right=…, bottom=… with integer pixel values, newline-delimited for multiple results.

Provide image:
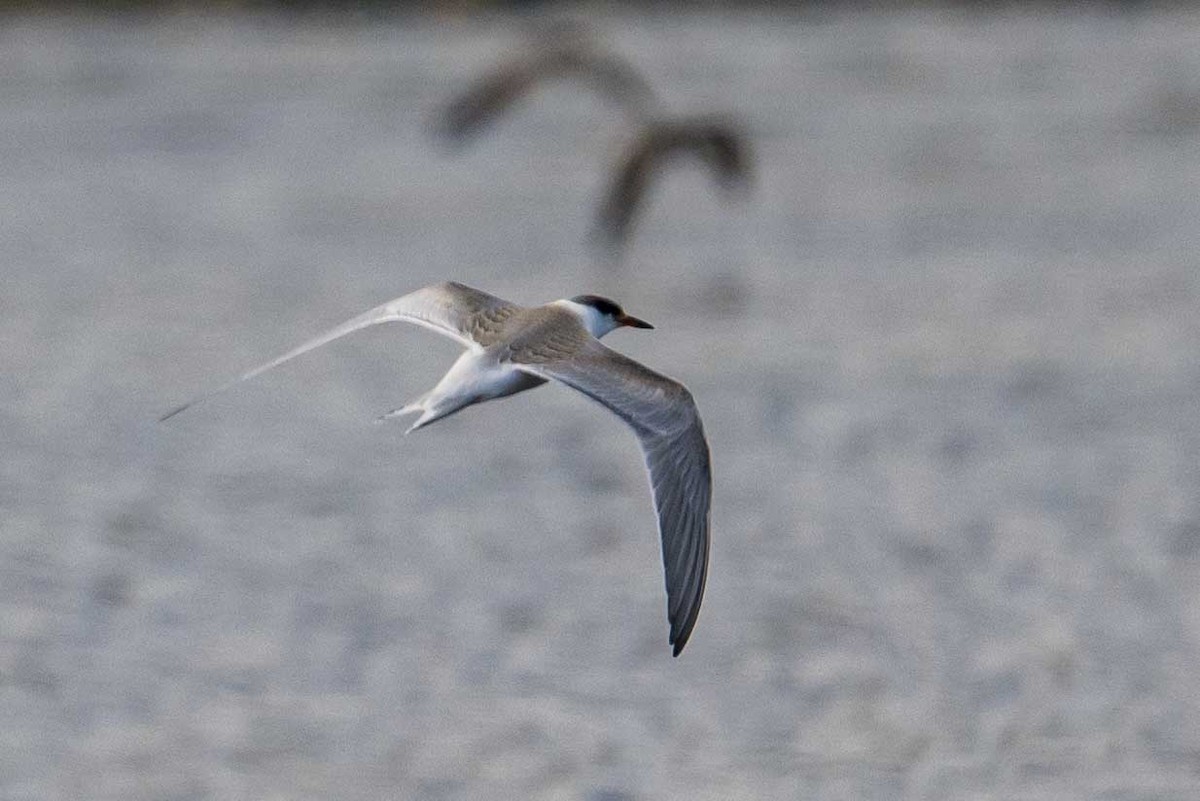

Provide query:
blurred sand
left=3, top=7, right=1200, bottom=800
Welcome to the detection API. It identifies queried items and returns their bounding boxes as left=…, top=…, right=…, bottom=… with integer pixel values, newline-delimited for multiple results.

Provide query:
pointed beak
left=618, top=313, right=654, bottom=330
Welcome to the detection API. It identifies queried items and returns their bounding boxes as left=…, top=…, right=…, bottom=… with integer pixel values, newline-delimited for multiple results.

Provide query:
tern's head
left=561, top=294, right=654, bottom=338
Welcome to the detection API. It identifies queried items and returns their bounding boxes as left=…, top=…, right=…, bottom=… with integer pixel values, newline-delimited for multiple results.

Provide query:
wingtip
left=587, top=220, right=628, bottom=261
left=668, top=594, right=704, bottom=658
left=669, top=627, right=690, bottom=657
left=433, top=121, right=474, bottom=151
left=158, top=403, right=189, bottom=423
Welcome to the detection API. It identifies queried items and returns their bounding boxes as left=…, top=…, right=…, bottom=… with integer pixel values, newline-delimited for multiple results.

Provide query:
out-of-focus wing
left=595, top=118, right=753, bottom=250
left=513, top=334, right=711, bottom=656
left=436, top=41, right=655, bottom=145
left=160, top=282, right=519, bottom=421
left=437, top=53, right=555, bottom=144
left=594, top=129, right=657, bottom=250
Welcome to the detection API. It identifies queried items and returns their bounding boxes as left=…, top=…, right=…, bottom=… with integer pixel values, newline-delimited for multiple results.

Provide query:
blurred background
left=4, top=2, right=1200, bottom=799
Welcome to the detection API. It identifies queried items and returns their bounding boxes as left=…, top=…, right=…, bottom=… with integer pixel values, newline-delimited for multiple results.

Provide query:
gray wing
left=512, top=337, right=711, bottom=656
left=160, top=282, right=519, bottom=421
left=594, top=118, right=753, bottom=251
left=436, top=53, right=553, bottom=144
left=594, top=129, right=656, bottom=250
left=436, top=45, right=655, bottom=145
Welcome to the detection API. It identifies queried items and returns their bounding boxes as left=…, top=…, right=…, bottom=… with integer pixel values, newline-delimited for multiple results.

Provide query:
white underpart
left=387, top=349, right=545, bottom=433
left=391, top=300, right=619, bottom=433
left=554, top=299, right=621, bottom=338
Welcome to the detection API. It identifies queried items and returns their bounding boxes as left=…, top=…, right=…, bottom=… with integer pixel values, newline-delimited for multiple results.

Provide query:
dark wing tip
left=433, top=99, right=489, bottom=147
left=592, top=149, right=647, bottom=252
left=667, top=557, right=707, bottom=657
left=158, top=402, right=190, bottom=422
left=668, top=595, right=703, bottom=657
left=664, top=480, right=710, bottom=659
left=669, top=607, right=699, bottom=656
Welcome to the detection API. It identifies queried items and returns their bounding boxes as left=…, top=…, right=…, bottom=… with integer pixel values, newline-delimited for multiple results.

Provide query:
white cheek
left=559, top=300, right=617, bottom=338
left=590, top=311, right=620, bottom=338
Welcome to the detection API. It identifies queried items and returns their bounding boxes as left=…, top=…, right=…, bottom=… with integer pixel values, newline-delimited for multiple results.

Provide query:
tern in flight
left=162, top=282, right=712, bottom=656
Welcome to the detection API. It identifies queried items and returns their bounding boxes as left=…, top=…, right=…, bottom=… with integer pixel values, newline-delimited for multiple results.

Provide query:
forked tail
left=376, top=393, right=469, bottom=434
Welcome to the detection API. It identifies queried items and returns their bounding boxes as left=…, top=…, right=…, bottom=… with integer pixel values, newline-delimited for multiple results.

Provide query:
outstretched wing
left=436, top=53, right=554, bottom=144
left=512, top=335, right=711, bottom=656
left=594, top=118, right=752, bottom=250
left=594, top=129, right=656, bottom=250
left=160, top=282, right=519, bottom=421
left=436, top=40, right=655, bottom=145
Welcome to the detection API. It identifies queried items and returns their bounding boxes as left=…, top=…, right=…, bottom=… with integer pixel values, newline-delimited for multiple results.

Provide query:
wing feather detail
left=513, top=337, right=711, bottom=656
left=160, top=282, right=518, bottom=421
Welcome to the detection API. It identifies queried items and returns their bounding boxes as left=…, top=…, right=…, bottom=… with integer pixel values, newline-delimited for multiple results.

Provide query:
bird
left=435, top=22, right=657, bottom=147
left=434, top=24, right=754, bottom=256
left=594, top=115, right=753, bottom=252
left=161, top=282, right=712, bottom=657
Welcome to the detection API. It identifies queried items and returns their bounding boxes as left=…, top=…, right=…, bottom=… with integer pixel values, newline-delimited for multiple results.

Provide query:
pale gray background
left=4, top=6, right=1200, bottom=800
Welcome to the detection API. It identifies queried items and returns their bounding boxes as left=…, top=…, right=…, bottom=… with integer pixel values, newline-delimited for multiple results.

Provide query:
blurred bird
left=162, top=282, right=712, bottom=657
left=594, top=115, right=753, bottom=252
left=434, top=23, right=754, bottom=257
left=435, top=22, right=657, bottom=146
